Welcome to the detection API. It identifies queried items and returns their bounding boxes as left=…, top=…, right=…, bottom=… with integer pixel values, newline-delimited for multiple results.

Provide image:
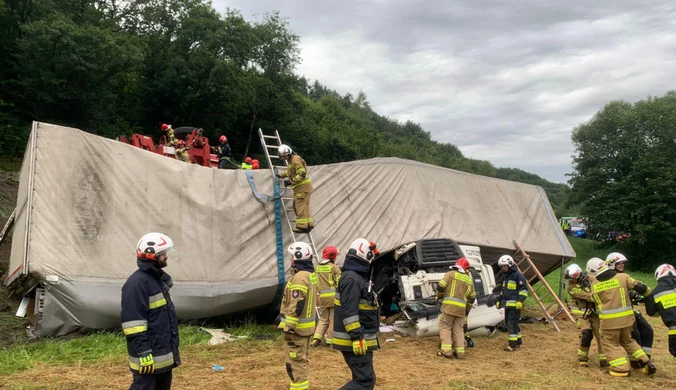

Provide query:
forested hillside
left=0, top=0, right=570, bottom=213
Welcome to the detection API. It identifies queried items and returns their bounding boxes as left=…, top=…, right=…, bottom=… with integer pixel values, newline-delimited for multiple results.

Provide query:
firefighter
left=212, top=135, right=232, bottom=169
left=645, top=264, right=676, bottom=357
left=278, top=241, right=318, bottom=390
left=333, top=238, right=380, bottom=390
left=161, top=124, right=176, bottom=146
left=121, top=232, right=180, bottom=390
left=564, top=262, right=607, bottom=367
left=252, top=159, right=260, bottom=170
left=311, top=245, right=341, bottom=348
left=174, top=140, right=191, bottom=163
left=586, top=258, right=656, bottom=377
left=435, top=257, right=476, bottom=359
left=241, top=157, right=253, bottom=170
left=605, top=252, right=654, bottom=363
left=495, top=255, right=528, bottom=351
left=276, top=144, right=314, bottom=233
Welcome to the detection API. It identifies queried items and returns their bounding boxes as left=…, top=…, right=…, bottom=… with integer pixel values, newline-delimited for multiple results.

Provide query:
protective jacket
left=315, top=260, right=341, bottom=308
left=591, top=271, right=651, bottom=330
left=216, top=143, right=231, bottom=160
left=278, top=261, right=318, bottom=337
left=279, top=154, right=313, bottom=192
left=567, top=277, right=596, bottom=317
left=436, top=269, right=476, bottom=317
left=645, top=276, right=676, bottom=328
left=499, top=266, right=529, bottom=308
left=121, top=261, right=180, bottom=374
left=333, top=255, right=380, bottom=352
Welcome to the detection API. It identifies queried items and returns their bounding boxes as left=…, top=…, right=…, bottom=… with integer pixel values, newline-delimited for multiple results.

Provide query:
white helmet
left=137, top=232, right=175, bottom=260
left=564, top=264, right=583, bottom=280
left=586, top=257, right=606, bottom=276
left=655, top=264, right=676, bottom=281
left=605, top=252, right=627, bottom=270
left=497, top=255, right=515, bottom=267
left=278, top=144, right=292, bottom=158
left=288, top=241, right=313, bottom=262
left=347, top=238, right=375, bottom=264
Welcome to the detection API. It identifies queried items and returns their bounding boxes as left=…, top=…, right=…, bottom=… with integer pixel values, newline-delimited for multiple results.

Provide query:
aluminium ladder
left=258, top=128, right=318, bottom=259
left=512, top=240, right=576, bottom=332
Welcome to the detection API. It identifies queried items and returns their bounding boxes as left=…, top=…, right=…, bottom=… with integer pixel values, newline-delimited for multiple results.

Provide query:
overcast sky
left=217, top=0, right=676, bottom=183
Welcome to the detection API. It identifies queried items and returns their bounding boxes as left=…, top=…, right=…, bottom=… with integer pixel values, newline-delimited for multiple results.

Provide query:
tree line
left=1, top=0, right=570, bottom=213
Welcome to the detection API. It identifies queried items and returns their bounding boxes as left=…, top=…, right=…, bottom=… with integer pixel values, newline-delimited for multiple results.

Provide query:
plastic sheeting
left=6, top=122, right=574, bottom=336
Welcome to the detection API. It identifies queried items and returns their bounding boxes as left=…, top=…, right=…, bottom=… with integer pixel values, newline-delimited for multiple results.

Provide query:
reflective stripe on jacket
left=499, top=268, right=528, bottom=308
left=591, top=271, right=651, bottom=330
left=315, top=261, right=341, bottom=308
left=121, top=264, right=180, bottom=374
left=437, top=270, right=476, bottom=317
left=645, top=276, right=676, bottom=328
left=279, top=154, right=313, bottom=192
left=278, top=270, right=318, bottom=337
left=333, top=266, right=380, bottom=352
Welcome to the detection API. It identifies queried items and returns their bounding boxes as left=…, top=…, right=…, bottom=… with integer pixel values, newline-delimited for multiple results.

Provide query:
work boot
left=579, top=361, right=589, bottom=367
left=436, top=351, right=454, bottom=359
left=503, top=345, right=516, bottom=352
left=646, top=361, right=656, bottom=376
left=629, top=360, right=641, bottom=369
left=609, top=370, right=630, bottom=377
left=454, top=352, right=465, bottom=360
left=292, top=226, right=310, bottom=233
left=310, top=338, right=321, bottom=348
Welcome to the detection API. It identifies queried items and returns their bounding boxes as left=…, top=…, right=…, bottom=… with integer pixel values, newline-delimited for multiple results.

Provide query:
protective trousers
left=670, top=333, right=676, bottom=357
left=285, top=333, right=311, bottom=390
left=630, top=311, right=654, bottom=359
left=505, top=309, right=521, bottom=348
left=577, top=315, right=606, bottom=363
left=438, top=313, right=466, bottom=357
left=313, top=307, right=334, bottom=345
left=293, top=191, right=313, bottom=229
left=600, top=326, right=649, bottom=374
left=130, top=370, right=172, bottom=390
left=339, top=351, right=376, bottom=390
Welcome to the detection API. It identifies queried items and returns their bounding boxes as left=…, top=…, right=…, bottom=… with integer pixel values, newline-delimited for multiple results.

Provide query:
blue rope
left=272, top=178, right=286, bottom=306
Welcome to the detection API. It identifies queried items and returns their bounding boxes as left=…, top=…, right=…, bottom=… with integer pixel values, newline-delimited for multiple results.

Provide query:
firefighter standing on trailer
left=645, top=264, right=676, bottom=358
left=278, top=241, right=318, bottom=390
left=312, top=246, right=342, bottom=348
left=241, top=157, right=253, bottom=170
left=213, top=135, right=232, bottom=169
left=276, top=144, right=314, bottom=233
left=435, top=257, right=476, bottom=359
left=586, top=258, right=656, bottom=377
left=175, top=140, right=190, bottom=163
left=605, top=252, right=655, bottom=363
left=121, top=232, right=180, bottom=390
left=564, top=262, right=607, bottom=367
left=333, top=238, right=380, bottom=390
left=161, top=124, right=176, bottom=146
left=495, top=255, right=528, bottom=351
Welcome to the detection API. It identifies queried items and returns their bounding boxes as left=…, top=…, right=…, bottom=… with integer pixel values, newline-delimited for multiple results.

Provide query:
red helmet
left=454, top=257, right=470, bottom=272
left=252, top=163, right=260, bottom=170
left=161, top=123, right=170, bottom=131
left=219, top=135, right=227, bottom=143
left=245, top=157, right=253, bottom=164
left=322, top=246, right=339, bottom=261
left=252, top=159, right=259, bottom=164
left=178, top=140, right=185, bottom=146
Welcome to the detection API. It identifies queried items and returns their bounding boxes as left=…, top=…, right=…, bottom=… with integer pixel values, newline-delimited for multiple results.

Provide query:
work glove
left=515, top=301, right=523, bottom=310
left=284, top=179, right=291, bottom=187
left=275, top=173, right=283, bottom=178
left=435, top=292, right=443, bottom=300
left=495, top=301, right=501, bottom=309
left=352, top=339, right=367, bottom=356
left=138, top=353, right=155, bottom=375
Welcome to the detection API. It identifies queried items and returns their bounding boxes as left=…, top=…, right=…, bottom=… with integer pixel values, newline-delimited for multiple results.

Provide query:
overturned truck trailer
left=5, top=122, right=575, bottom=336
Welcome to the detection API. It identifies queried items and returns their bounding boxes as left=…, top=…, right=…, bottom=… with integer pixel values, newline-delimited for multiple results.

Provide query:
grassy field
left=1, top=237, right=674, bottom=389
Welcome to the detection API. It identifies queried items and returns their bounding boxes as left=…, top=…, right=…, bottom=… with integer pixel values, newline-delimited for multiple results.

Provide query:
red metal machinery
left=119, top=126, right=219, bottom=168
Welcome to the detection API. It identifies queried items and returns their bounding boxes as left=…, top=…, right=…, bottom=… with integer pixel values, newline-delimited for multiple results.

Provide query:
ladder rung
left=265, top=144, right=280, bottom=149
left=274, top=165, right=287, bottom=169
left=282, top=197, right=294, bottom=201
left=270, top=155, right=281, bottom=159
left=262, top=135, right=278, bottom=139
left=545, top=302, right=557, bottom=313
left=520, top=265, right=533, bottom=275
left=533, top=283, right=545, bottom=294
left=539, top=291, right=551, bottom=301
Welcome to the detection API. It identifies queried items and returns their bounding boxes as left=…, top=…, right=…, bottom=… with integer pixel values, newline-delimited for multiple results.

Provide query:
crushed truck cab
left=372, top=238, right=503, bottom=337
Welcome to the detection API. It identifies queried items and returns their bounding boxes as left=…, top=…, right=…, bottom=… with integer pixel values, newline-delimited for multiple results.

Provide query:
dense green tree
left=569, top=92, right=676, bottom=269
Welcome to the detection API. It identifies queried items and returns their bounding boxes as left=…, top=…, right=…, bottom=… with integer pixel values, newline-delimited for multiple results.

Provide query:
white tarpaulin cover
left=6, top=122, right=574, bottom=336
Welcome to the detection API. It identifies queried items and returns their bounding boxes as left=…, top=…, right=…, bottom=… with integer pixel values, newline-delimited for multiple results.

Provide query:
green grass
left=0, top=157, right=21, bottom=173
left=527, top=237, right=656, bottom=309
left=0, top=325, right=211, bottom=376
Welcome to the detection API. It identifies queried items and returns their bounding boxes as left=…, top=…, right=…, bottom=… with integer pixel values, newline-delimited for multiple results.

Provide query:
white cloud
left=218, top=0, right=676, bottom=183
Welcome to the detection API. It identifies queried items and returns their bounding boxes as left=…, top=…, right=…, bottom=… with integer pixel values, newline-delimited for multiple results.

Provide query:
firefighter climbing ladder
left=512, top=240, right=576, bottom=332
left=258, top=128, right=318, bottom=258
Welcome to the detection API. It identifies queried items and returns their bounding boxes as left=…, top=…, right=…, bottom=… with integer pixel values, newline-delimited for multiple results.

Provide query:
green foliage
left=569, top=92, right=676, bottom=270
left=0, top=0, right=568, bottom=211
left=0, top=325, right=210, bottom=376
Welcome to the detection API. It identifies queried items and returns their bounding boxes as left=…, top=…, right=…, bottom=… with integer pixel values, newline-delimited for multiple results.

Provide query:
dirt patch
left=2, top=310, right=675, bottom=389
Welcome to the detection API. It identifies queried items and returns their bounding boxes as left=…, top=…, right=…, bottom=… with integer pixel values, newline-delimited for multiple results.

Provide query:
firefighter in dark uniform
left=495, top=255, right=528, bottom=351
left=645, top=263, right=676, bottom=358
left=212, top=135, right=232, bottom=169
left=121, top=232, right=180, bottom=390
left=278, top=241, right=318, bottom=390
left=333, top=238, right=380, bottom=390
left=606, top=252, right=655, bottom=363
